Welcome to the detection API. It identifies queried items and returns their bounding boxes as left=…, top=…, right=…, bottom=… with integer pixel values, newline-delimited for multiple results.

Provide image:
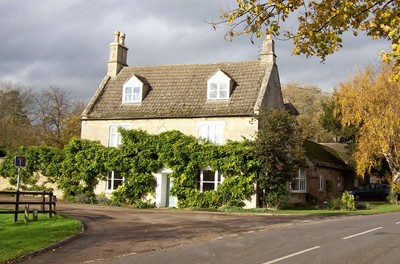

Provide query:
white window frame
left=291, top=168, right=307, bottom=193
left=106, top=171, right=124, bottom=191
left=198, top=121, right=224, bottom=145
left=197, top=167, right=223, bottom=192
left=109, top=125, right=129, bottom=147
left=123, top=75, right=144, bottom=103
left=207, top=70, right=231, bottom=100
left=337, top=176, right=342, bottom=190
left=319, top=175, right=324, bottom=192
left=123, top=86, right=141, bottom=103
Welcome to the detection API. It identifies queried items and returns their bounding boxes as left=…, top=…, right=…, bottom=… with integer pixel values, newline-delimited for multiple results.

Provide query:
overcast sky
left=0, top=0, right=389, bottom=100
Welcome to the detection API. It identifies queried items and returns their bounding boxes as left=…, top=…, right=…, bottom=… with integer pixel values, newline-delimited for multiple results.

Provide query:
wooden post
left=53, top=195, right=57, bottom=215
left=42, top=193, right=45, bottom=213
left=49, top=192, right=53, bottom=218
left=13, top=191, right=20, bottom=222
left=24, top=204, right=29, bottom=222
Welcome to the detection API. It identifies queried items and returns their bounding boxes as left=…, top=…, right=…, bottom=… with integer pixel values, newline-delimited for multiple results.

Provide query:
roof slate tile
left=85, top=61, right=267, bottom=119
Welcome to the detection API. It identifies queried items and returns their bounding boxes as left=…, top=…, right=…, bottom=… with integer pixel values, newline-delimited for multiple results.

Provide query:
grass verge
left=0, top=213, right=82, bottom=263
left=217, top=202, right=400, bottom=215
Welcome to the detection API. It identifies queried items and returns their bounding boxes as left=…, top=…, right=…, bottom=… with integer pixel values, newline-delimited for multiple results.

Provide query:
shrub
left=328, top=198, right=342, bottom=210
left=328, top=192, right=356, bottom=211
left=340, top=191, right=356, bottom=211
left=264, top=184, right=289, bottom=210
left=96, top=193, right=116, bottom=206
left=74, top=193, right=90, bottom=204
left=355, top=202, right=374, bottom=210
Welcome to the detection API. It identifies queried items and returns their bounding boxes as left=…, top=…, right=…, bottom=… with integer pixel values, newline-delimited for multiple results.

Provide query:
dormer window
left=207, top=70, right=231, bottom=100
left=124, top=86, right=141, bottom=102
left=123, top=75, right=146, bottom=103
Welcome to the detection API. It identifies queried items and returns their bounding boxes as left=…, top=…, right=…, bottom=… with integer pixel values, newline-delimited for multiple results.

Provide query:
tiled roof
left=83, top=61, right=269, bottom=119
left=304, top=140, right=350, bottom=170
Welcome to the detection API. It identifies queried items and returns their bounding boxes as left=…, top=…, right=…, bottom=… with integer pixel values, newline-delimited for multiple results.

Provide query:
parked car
left=349, top=183, right=390, bottom=201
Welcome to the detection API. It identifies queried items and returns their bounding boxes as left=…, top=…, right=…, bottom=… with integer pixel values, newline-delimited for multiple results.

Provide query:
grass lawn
left=0, top=213, right=82, bottom=263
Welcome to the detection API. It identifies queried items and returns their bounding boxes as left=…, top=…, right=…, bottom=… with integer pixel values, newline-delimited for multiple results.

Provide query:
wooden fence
left=0, top=191, right=56, bottom=222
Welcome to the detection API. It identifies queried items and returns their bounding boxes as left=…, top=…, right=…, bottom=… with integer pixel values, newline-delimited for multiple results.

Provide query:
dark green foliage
left=254, top=108, right=305, bottom=209
left=60, top=138, right=108, bottom=201
left=320, top=99, right=358, bottom=145
left=0, top=146, right=62, bottom=190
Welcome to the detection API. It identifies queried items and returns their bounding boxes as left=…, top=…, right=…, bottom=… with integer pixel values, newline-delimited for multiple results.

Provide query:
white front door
left=155, top=169, right=177, bottom=208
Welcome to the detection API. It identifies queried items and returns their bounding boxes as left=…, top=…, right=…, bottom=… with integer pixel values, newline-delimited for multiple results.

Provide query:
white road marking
left=262, top=246, right=321, bottom=264
left=342, top=227, right=383, bottom=240
left=396, top=222, right=400, bottom=225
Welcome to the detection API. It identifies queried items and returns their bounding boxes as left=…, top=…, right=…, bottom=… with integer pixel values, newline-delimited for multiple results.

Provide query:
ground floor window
left=319, top=175, right=324, bottom=191
left=106, top=171, right=124, bottom=191
left=197, top=167, right=223, bottom=192
left=291, top=168, right=307, bottom=193
left=337, top=176, right=342, bottom=190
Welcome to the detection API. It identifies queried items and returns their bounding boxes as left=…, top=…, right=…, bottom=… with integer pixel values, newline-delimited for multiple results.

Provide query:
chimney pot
left=120, top=33, right=126, bottom=46
left=114, top=30, right=120, bottom=43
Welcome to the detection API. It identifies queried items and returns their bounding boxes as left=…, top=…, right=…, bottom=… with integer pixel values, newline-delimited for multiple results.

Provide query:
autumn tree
left=320, top=98, right=358, bottom=144
left=216, top=0, right=400, bottom=78
left=282, top=83, right=333, bottom=142
left=335, top=63, right=400, bottom=199
left=33, top=86, right=85, bottom=148
left=0, top=81, right=35, bottom=153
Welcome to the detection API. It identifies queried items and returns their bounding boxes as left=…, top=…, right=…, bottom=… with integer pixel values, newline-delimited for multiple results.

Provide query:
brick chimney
left=107, top=31, right=128, bottom=77
left=260, top=34, right=276, bottom=64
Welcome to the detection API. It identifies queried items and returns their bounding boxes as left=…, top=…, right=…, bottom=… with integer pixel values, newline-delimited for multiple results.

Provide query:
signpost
left=14, top=156, right=26, bottom=222
left=14, top=156, right=26, bottom=191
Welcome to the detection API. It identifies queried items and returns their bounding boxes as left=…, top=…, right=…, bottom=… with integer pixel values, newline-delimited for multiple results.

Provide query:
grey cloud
left=0, top=0, right=390, bottom=100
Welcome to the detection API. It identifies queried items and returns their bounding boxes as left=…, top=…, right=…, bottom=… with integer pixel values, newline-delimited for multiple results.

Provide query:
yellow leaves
left=381, top=24, right=391, bottom=32
left=219, top=0, right=400, bottom=78
left=336, top=63, right=400, bottom=177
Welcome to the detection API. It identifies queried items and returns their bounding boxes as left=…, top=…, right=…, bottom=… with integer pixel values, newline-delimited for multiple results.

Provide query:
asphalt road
left=19, top=203, right=323, bottom=264
left=98, top=211, right=400, bottom=264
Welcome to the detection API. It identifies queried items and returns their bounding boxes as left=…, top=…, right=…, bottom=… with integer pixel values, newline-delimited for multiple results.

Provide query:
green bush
left=96, top=193, right=117, bottom=206
left=264, top=184, right=289, bottom=210
left=327, top=198, right=342, bottom=210
left=74, top=193, right=90, bottom=204
left=328, top=192, right=355, bottom=211
left=355, top=202, right=374, bottom=210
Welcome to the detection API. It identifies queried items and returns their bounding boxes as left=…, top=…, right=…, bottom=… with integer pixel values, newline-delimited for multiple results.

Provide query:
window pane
left=125, top=87, right=132, bottom=94
left=203, top=170, right=215, bottom=181
left=113, top=179, right=123, bottom=190
left=210, top=83, right=218, bottom=91
left=209, top=90, right=218, bottom=99
left=109, top=134, right=117, bottom=147
left=114, top=171, right=122, bottom=179
left=203, top=183, right=215, bottom=191
left=219, top=90, right=228, bottom=98
left=219, top=83, right=228, bottom=98
left=208, top=125, right=215, bottom=142
left=133, top=86, right=141, bottom=102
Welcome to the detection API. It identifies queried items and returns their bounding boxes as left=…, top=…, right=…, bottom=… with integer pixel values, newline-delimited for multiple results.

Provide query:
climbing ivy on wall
left=0, top=108, right=304, bottom=209
left=111, top=129, right=258, bottom=208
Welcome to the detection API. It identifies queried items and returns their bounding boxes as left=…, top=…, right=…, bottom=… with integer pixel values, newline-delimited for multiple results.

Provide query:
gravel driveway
left=19, top=203, right=320, bottom=264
